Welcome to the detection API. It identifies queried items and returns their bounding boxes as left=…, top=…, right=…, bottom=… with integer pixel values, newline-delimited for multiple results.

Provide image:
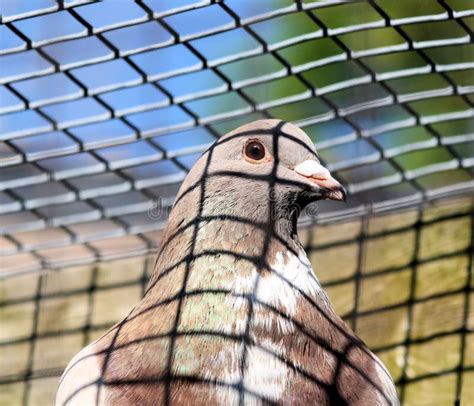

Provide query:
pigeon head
left=171, top=119, right=345, bottom=237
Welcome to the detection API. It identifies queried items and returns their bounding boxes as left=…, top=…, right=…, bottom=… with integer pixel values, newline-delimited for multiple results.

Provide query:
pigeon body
left=57, top=120, right=399, bottom=405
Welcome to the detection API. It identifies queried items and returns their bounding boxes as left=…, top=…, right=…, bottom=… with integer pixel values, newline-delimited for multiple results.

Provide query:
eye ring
left=244, top=140, right=266, bottom=162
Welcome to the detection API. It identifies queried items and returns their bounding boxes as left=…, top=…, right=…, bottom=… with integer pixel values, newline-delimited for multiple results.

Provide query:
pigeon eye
left=244, top=141, right=266, bottom=162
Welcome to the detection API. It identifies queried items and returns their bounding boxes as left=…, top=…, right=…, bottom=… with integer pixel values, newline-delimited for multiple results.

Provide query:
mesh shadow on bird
left=56, top=120, right=398, bottom=405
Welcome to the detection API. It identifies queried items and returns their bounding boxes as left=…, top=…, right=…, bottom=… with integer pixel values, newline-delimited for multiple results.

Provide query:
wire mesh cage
left=0, top=0, right=473, bottom=405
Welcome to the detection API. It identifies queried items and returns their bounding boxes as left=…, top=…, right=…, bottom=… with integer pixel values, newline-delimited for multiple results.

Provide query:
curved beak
left=294, top=160, right=346, bottom=202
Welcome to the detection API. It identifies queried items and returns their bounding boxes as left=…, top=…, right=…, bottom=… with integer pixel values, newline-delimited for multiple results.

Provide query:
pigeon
left=57, top=119, right=399, bottom=405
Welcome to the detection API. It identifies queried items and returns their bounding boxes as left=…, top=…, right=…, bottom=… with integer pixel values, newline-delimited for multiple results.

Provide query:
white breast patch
left=255, top=250, right=326, bottom=316
left=207, top=249, right=326, bottom=403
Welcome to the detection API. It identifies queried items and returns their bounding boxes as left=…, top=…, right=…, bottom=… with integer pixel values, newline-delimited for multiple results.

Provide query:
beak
left=294, top=160, right=347, bottom=202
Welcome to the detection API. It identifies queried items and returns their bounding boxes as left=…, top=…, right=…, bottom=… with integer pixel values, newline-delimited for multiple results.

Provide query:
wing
left=56, top=342, right=105, bottom=406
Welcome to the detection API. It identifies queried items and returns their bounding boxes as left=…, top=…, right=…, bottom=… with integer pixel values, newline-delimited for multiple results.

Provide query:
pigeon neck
left=147, top=183, right=310, bottom=290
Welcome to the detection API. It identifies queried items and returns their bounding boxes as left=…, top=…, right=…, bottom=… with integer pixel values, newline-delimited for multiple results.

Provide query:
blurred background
left=0, top=0, right=473, bottom=404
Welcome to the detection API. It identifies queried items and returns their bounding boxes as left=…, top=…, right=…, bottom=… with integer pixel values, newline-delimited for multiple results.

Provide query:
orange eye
left=244, top=141, right=266, bottom=162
